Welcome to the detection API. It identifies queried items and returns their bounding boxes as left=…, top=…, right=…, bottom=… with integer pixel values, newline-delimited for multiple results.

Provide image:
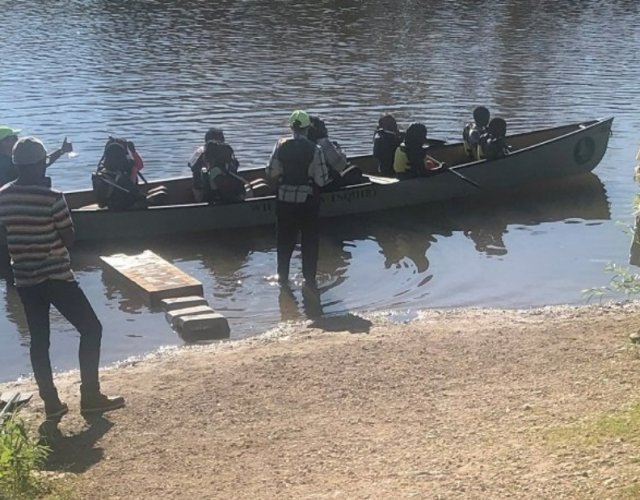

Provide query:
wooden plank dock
left=100, top=250, right=229, bottom=342
left=100, top=250, right=203, bottom=307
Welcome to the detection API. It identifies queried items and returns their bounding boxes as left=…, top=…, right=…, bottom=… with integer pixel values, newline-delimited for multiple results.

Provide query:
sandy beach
left=3, top=303, right=640, bottom=500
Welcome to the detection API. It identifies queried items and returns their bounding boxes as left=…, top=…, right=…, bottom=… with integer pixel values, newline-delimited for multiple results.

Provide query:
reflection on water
left=1, top=173, right=611, bottom=380
left=2, top=0, right=639, bottom=381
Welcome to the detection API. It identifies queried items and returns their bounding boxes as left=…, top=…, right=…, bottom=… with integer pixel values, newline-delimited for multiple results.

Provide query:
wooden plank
left=101, top=250, right=203, bottom=307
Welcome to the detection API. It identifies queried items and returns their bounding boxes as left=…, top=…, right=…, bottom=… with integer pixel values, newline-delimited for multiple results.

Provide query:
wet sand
left=3, top=303, right=640, bottom=500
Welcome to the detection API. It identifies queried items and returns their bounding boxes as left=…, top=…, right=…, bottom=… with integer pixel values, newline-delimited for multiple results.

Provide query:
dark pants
left=17, top=280, right=102, bottom=405
left=276, top=198, right=320, bottom=284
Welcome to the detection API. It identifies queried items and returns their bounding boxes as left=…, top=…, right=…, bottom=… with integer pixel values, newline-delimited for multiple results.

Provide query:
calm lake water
left=2, top=0, right=640, bottom=382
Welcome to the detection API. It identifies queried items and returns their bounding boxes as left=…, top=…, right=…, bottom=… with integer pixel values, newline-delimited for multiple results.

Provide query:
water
left=2, top=0, right=640, bottom=382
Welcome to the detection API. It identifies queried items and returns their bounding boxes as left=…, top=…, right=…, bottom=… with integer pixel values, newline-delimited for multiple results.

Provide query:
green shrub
left=0, top=414, right=49, bottom=499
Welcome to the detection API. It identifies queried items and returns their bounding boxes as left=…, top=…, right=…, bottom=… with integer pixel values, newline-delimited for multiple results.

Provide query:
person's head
left=405, top=122, right=428, bottom=148
left=473, top=106, right=490, bottom=128
left=12, top=137, right=47, bottom=182
left=289, top=110, right=312, bottom=136
left=308, top=116, right=328, bottom=143
left=204, top=127, right=225, bottom=144
left=103, top=142, right=131, bottom=173
left=378, top=113, right=399, bottom=133
left=0, top=126, right=21, bottom=156
left=487, top=117, right=507, bottom=140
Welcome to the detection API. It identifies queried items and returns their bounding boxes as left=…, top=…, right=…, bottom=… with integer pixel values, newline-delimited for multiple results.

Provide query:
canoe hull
left=0, top=118, right=614, bottom=244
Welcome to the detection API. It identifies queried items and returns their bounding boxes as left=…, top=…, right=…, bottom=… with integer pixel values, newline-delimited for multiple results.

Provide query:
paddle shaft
left=0, top=393, right=20, bottom=420
left=446, top=167, right=483, bottom=190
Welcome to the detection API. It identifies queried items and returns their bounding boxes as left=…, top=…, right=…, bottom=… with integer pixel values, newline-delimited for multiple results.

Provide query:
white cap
left=12, top=137, right=47, bottom=166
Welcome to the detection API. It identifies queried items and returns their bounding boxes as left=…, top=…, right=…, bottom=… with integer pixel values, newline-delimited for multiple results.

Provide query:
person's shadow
left=39, top=415, right=113, bottom=473
left=278, top=284, right=372, bottom=334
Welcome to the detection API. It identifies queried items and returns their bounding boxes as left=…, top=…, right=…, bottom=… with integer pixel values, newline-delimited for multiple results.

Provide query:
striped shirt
left=0, top=183, right=74, bottom=287
left=266, top=135, right=330, bottom=203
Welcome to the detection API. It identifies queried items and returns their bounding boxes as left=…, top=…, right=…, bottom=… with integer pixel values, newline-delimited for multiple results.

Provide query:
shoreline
left=2, top=300, right=634, bottom=388
left=4, top=301, right=640, bottom=499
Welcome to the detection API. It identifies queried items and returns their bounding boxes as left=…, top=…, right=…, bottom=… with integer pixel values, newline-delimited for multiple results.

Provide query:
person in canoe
left=373, top=113, right=404, bottom=177
left=0, top=136, right=125, bottom=419
left=92, top=137, right=167, bottom=210
left=201, top=139, right=269, bottom=203
left=477, top=118, right=511, bottom=161
left=266, top=110, right=330, bottom=287
left=189, top=128, right=233, bottom=202
left=462, top=106, right=490, bottom=161
left=393, top=122, right=444, bottom=179
left=308, top=116, right=365, bottom=189
left=0, top=125, right=73, bottom=188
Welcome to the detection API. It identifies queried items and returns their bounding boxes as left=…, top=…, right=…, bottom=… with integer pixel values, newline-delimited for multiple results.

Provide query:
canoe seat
left=365, top=175, right=400, bottom=185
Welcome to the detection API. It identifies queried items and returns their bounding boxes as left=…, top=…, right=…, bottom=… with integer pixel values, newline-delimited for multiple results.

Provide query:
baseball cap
left=289, top=110, right=311, bottom=129
left=12, top=137, right=47, bottom=166
left=0, top=125, right=21, bottom=142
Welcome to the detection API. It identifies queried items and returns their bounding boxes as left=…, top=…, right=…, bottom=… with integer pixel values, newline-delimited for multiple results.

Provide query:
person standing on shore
left=266, top=110, right=330, bottom=287
left=0, top=137, right=124, bottom=419
left=0, top=125, right=73, bottom=188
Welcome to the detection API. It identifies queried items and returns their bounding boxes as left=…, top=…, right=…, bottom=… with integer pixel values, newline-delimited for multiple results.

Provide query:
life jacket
left=401, top=144, right=430, bottom=175
left=277, top=137, right=317, bottom=186
left=463, top=123, right=485, bottom=160
left=477, top=134, right=510, bottom=161
left=374, top=129, right=403, bottom=177
left=202, top=141, right=245, bottom=203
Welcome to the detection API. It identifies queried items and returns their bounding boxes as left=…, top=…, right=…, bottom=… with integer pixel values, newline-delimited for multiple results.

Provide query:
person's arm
left=265, top=140, right=283, bottom=181
left=426, top=155, right=444, bottom=169
left=46, top=137, right=73, bottom=168
left=310, top=147, right=330, bottom=187
left=188, top=147, right=204, bottom=173
left=52, top=193, right=75, bottom=248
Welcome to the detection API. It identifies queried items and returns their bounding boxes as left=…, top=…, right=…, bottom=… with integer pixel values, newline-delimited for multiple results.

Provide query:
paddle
left=97, top=174, right=134, bottom=194
left=444, top=166, right=484, bottom=190
left=0, top=393, right=21, bottom=420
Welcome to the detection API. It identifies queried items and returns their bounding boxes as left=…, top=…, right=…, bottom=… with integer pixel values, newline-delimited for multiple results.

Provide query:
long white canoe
left=0, top=118, right=613, bottom=244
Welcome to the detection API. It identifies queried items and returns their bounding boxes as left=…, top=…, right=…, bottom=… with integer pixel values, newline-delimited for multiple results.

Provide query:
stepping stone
left=175, top=313, right=231, bottom=342
left=165, top=305, right=214, bottom=327
left=161, top=296, right=209, bottom=312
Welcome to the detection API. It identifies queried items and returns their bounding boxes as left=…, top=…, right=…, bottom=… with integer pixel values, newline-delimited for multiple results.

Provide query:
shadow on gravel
left=309, top=314, right=372, bottom=334
left=39, top=415, right=113, bottom=473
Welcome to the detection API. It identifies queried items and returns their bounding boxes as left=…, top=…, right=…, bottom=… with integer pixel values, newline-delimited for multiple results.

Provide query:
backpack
left=92, top=137, right=141, bottom=209
left=204, top=141, right=239, bottom=175
left=98, top=137, right=136, bottom=176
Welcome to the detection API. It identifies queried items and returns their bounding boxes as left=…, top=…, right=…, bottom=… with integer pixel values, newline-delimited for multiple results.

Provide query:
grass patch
left=546, top=401, right=640, bottom=447
left=0, top=414, right=75, bottom=500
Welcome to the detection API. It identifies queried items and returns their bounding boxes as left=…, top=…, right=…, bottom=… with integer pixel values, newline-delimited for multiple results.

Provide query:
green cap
left=0, top=125, right=21, bottom=142
left=289, top=110, right=311, bottom=129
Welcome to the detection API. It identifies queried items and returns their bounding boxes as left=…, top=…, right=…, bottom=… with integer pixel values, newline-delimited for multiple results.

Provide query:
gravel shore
left=3, top=303, right=640, bottom=499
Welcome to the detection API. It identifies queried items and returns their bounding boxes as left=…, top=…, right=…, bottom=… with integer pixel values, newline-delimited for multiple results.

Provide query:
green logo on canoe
left=574, top=137, right=595, bottom=165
